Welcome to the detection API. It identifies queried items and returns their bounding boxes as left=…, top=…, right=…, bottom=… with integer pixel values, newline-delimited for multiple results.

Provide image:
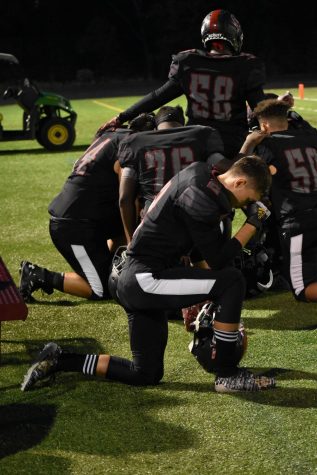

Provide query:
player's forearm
left=119, top=201, right=137, bottom=243
left=118, top=80, right=182, bottom=122
left=233, top=223, right=257, bottom=247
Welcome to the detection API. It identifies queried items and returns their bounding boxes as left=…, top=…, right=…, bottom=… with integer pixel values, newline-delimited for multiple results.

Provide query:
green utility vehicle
left=0, top=53, right=77, bottom=150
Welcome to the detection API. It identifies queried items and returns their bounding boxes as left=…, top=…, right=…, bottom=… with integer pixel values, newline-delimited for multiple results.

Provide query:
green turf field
left=0, top=89, right=317, bottom=475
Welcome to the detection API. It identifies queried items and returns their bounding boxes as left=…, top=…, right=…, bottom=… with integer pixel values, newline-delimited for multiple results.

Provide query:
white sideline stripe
left=71, top=244, right=103, bottom=297
left=293, top=96, right=317, bottom=102
left=290, top=234, right=304, bottom=296
left=93, top=100, right=123, bottom=112
left=294, top=106, right=317, bottom=113
left=136, top=272, right=216, bottom=295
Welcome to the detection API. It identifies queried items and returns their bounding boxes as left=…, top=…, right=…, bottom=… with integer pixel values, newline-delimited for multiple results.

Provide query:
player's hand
left=245, top=201, right=271, bottom=230
left=278, top=91, right=294, bottom=107
left=240, top=130, right=269, bottom=154
left=95, top=116, right=122, bottom=137
left=245, top=129, right=270, bottom=146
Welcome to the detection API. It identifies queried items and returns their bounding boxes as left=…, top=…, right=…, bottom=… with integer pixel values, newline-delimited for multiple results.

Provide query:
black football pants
left=106, top=258, right=245, bottom=385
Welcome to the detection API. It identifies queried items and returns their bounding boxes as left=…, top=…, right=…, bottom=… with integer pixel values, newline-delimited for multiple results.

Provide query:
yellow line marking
left=93, top=100, right=123, bottom=112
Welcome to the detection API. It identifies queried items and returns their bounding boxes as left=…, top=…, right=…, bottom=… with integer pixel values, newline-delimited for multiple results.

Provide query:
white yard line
left=294, top=106, right=317, bottom=113
left=293, top=96, right=317, bottom=102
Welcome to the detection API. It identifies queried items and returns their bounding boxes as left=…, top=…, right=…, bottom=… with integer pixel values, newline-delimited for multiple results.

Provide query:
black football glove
left=245, top=201, right=271, bottom=230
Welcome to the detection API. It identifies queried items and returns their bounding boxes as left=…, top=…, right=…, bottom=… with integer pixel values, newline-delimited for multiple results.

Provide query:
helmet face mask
left=234, top=243, right=274, bottom=298
left=201, top=9, right=243, bottom=55
left=108, top=246, right=128, bottom=303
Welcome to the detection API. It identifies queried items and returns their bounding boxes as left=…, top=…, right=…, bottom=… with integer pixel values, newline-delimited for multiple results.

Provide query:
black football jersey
left=127, top=161, right=238, bottom=270
left=118, top=125, right=224, bottom=206
left=256, top=128, right=317, bottom=231
left=49, top=129, right=130, bottom=220
left=168, top=49, right=265, bottom=129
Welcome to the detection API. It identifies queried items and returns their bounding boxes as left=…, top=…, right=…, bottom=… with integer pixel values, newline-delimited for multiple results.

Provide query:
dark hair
left=263, top=92, right=278, bottom=100
left=155, top=105, right=185, bottom=126
left=128, top=113, right=156, bottom=132
left=254, top=99, right=289, bottom=120
left=230, top=155, right=272, bottom=195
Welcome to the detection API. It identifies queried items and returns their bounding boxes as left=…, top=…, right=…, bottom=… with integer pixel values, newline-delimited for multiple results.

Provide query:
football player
left=21, top=156, right=276, bottom=393
left=241, top=98, right=317, bottom=302
left=19, top=113, right=156, bottom=303
left=118, top=105, right=226, bottom=242
left=248, top=92, right=314, bottom=132
left=97, top=9, right=266, bottom=159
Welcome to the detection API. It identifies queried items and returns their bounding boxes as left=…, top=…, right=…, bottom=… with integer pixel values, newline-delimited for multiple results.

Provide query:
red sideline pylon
left=298, top=83, right=304, bottom=100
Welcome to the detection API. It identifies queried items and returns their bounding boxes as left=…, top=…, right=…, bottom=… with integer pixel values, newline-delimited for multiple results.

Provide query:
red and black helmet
left=201, top=9, right=243, bottom=55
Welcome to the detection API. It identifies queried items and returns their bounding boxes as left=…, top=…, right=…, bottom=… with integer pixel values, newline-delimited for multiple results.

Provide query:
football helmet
left=201, top=9, right=243, bottom=54
left=235, top=242, right=274, bottom=298
left=189, top=302, right=247, bottom=373
left=108, top=246, right=128, bottom=303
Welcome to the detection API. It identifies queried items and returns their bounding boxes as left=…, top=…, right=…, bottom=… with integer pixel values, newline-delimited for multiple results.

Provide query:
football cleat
left=215, top=368, right=276, bottom=393
left=19, top=260, right=53, bottom=302
left=21, top=342, right=62, bottom=391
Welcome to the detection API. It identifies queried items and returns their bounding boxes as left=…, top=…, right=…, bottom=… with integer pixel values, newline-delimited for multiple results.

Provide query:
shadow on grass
left=233, top=387, right=317, bottom=408
left=44, top=376, right=197, bottom=456
left=0, top=403, right=57, bottom=459
left=1, top=337, right=197, bottom=458
left=0, top=144, right=89, bottom=155
left=26, top=299, right=81, bottom=307
left=243, top=291, right=317, bottom=331
left=0, top=337, right=105, bottom=368
left=0, top=453, right=70, bottom=475
left=24, top=296, right=120, bottom=307
left=232, top=367, right=317, bottom=408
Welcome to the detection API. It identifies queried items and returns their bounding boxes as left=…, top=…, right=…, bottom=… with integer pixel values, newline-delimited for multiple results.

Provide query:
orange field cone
left=298, top=83, right=304, bottom=99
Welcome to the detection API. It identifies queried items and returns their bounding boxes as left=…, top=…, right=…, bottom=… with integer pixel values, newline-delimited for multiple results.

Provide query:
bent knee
left=134, top=367, right=164, bottom=386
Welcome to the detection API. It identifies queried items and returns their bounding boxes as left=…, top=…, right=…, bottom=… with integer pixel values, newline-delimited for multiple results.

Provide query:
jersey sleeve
left=203, top=127, right=225, bottom=156
left=245, top=57, right=266, bottom=109
left=174, top=184, right=241, bottom=268
left=256, top=142, right=274, bottom=165
left=175, top=185, right=221, bottom=224
left=118, top=80, right=182, bottom=123
left=168, top=50, right=192, bottom=83
left=176, top=202, right=240, bottom=268
left=118, top=137, right=139, bottom=170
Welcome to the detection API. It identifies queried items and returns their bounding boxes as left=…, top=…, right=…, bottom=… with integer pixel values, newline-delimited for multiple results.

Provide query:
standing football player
left=241, top=98, right=317, bottom=302
left=21, top=156, right=276, bottom=393
left=19, top=114, right=156, bottom=303
left=97, top=9, right=266, bottom=159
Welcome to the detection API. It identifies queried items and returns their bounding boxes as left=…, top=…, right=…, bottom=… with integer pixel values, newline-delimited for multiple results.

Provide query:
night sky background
left=1, top=0, right=317, bottom=86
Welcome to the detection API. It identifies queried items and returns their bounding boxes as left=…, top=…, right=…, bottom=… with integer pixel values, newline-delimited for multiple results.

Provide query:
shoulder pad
left=172, top=49, right=199, bottom=60
left=239, top=52, right=258, bottom=60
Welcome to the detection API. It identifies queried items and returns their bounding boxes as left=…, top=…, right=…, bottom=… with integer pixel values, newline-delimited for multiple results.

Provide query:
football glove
left=245, top=201, right=271, bottom=230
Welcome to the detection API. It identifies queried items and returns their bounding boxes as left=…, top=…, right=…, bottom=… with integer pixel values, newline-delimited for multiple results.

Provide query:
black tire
left=35, top=118, right=48, bottom=146
left=38, top=117, right=75, bottom=151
